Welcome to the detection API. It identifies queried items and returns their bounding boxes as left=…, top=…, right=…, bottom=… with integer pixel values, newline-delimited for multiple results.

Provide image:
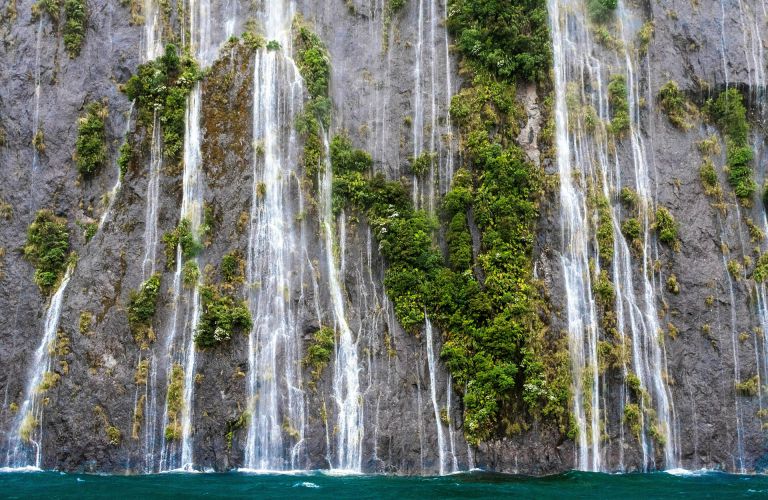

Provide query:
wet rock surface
left=0, top=0, right=767, bottom=475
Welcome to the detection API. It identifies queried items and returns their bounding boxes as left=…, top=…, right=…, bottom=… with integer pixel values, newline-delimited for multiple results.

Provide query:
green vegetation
left=666, top=274, right=680, bottom=294
left=619, top=187, right=637, bottom=207
left=700, top=159, right=720, bottom=194
left=242, top=31, right=265, bottom=51
left=657, top=81, right=695, bottom=130
left=735, top=375, right=759, bottom=397
left=594, top=194, right=614, bottom=265
left=122, top=44, right=201, bottom=167
left=623, top=402, right=641, bottom=438
left=727, top=259, right=742, bottom=278
left=33, top=128, right=45, bottom=153
left=753, top=253, right=768, bottom=282
left=446, top=0, right=551, bottom=82
left=79, top=311, right=92, bottom=335
left=80, top=221, right=97, bottom=242
left=165, top=364, right=184, bottom=441
left=330, top=63, right=568, bottom=444
left=225, top=412, right=249, bottom=450
left=63, top=0, right=86, bottom=57
left=19, top=412, right=38, bottom=443
left=382, top=0, right=408, bottom=51
left=75, top=101, right=108, bottom=176
left=24, top=210, right=70, bottom=295
left=127, top=274, right=161, bottom=344
left=330, top=134, right=375, bottom=212
left=654, top=207, right=678, bottom=246
left=266, top=40, right=281, bottom=51
left=195, top=285, right=252, bottom=348
left=303, top=326, right=335, bottom=381
left=162, top=218, right=201, bottom=269
left=587, top=0, right=617, bottom=23
left=704, top=89, right=755, bottom=200
left=621, top=217, right=641, bottom=241
left=0, top=198, right=12, bottom=220
left=106, top=426, right=121, bottom=446
left=607, top=74, right=630, bottom=135
left=293, top=21, right=331, bottom=180
left=220, top=251, right=244, bottom=283
left=32, top=0, right=61, bottom=23
left=637, top=21, right=654, bottom=55
left=117, top=141, right=132, bottom=179
left=182, top=260, right=199, bottom=288
left=410, top=151, right=436, bottom=177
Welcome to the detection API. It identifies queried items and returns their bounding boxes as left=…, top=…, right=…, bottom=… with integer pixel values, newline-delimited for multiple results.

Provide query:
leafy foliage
left=607, top=74, right=629, bottom=135
left=220, top=251, right=244, bottom=283
left=446, top=0, right=551, bottom=82
left=75, top=101, right=108, bottom=176
left=117, top=141, right=132, bottom=179
left=195, top=285, right=252, bottom=348
left=587, top=0, right=617, bottom=23
left=657, top=81, right=695, bottom=130
left=162, top=218, right=201, bottom=269
left=122, top=44, right=201, bottom=166
left=63, top=0, right=86, bottom=57
left=127, top=274, right=161, bottom=335
left=303, top=327, right=335, bottom=381
left=705, top=89, right=755, bottom=199
left=330, top=64, right=567, bottom=444
left=293, top=22, right=332, bottom=180
left=654, top=207, right=678, bottom=246
left=24, top=210, right=70, bottom=294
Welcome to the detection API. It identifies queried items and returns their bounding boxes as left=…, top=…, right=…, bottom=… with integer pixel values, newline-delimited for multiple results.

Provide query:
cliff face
left=0, top=0, right=766, bottom=475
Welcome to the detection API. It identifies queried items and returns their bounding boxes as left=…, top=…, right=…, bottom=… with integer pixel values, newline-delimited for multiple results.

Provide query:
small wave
left=293, top=482, right=320, bottom=489
left=236, top=468, right=311, bottom=475
left=665, top=468, right=717, bottom=477
left=319, top=469, right=364, bottom=477
left=0, top=466, right=42, bottom=473
left=160, top=467, right=203, bottom=474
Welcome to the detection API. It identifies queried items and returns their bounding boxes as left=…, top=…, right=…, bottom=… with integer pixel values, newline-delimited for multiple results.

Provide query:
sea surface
left=0, top=468, right=767, bottom=498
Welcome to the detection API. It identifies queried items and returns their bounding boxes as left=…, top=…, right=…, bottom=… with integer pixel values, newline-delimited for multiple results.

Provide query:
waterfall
left=549, top=0, right=678, bottom=470
left=548, top=0, right=603, bottom=471
left=31, top=18, right=43, bottom=171
left=411, top=0, right=452, bottom=212
left=5, top=265, right=74, bottom=468
left=99, top=103, right=135, bottom=230
left=155, top=0, right=220, bottom=471
left=424, top=318, right=447, bottom=475
left=243, top=8, right=306, bottom=468
left=139, top=0, right=164, bottom=279
left=321, top=135, right=364, bottom=472
left=411, top=0, right=424, bottom=207
left=410, top=0, right=458, bottom=474
left=720, top=239, right=746, bottom=472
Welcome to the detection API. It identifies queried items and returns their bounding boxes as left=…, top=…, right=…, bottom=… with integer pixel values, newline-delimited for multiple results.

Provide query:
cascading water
left=31, top=18, right=43, bottom=171
left=131, top=0, right=165, bottom=472
left=99, top=103, right=135, bottom=230
left=243, top=1, right=307, bottom=470
left=549, top=0, right=679, bottom=471
left=139, top=0, right=164, bottom=280
left=321, top=134, right=364, bottom=472
left=410, top=0, right=458, bottom=474
left=4, top=265, right=74, bottom=468
left=410, top=0, right=453, bottom=212
left=548, top=0, right=602, bottom=471
left=424, top=318, right=447, bottom=475
left=157, top=0, right=214, bottom=471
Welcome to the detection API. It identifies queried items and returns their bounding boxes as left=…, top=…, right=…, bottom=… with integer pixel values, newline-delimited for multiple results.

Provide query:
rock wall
left=0, top=0, right=766, bottom=474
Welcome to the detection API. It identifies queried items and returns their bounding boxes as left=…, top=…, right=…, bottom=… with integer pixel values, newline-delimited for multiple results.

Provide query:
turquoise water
left=1, top=469, right=767, bottom=499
